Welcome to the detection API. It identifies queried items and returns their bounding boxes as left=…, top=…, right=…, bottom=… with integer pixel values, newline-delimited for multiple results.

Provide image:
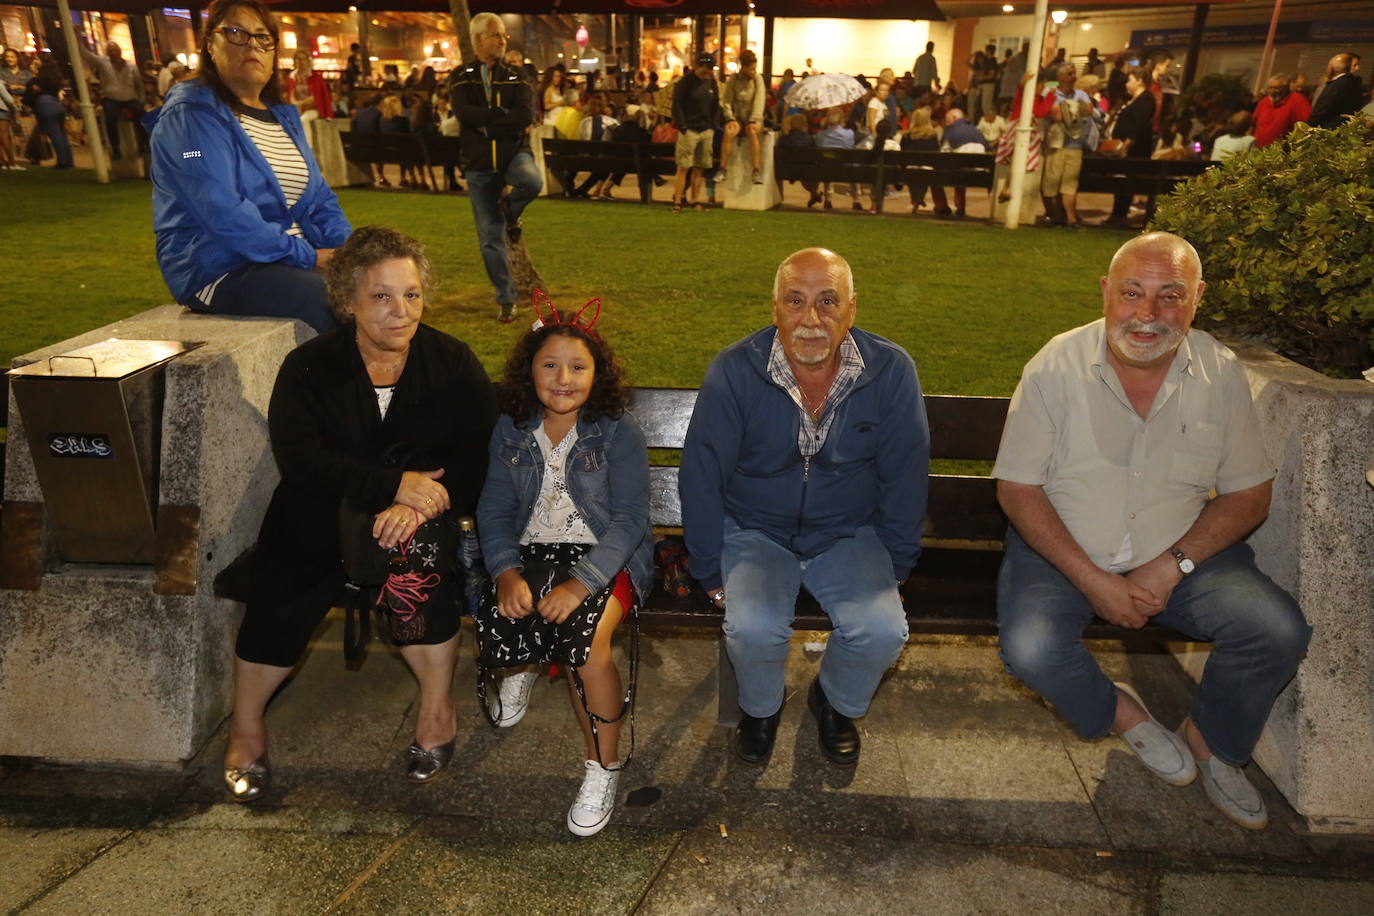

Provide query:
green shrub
left=1151, top=117, right=1374, bottom=377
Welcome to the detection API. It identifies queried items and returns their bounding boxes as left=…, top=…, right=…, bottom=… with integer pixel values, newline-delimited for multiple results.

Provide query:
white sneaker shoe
left=1113, top=682, right=1197, bottom=787
left=567, top=759, right=621, bottom=837
left=1193, top=742, right=1268, bottom=830
left=489, top=670, right=537, bottom=727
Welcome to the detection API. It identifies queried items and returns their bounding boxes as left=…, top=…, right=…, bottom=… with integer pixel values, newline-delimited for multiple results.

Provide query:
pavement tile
left=637, top=829, right=1153, bottom=915
left=880, top=637, right=1071, bottom=736
left=1157, top=871, right=1374, bottom=915
left=22, top=825, right=395, bottom=915
left=0, top=826, right=128, bottom=912
left=331, top=815, right=680, bottom=915
left=149, top=801, right=416, bottom=835
left=181, top=622, right=425, bottom=810
left=897, top=731, right=1110, bottom=848
left=1063, top=739, right=1315, bottom=860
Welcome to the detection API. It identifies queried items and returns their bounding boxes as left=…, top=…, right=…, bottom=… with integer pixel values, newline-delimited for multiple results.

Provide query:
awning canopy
left=56, top=0, right=949, bottom=19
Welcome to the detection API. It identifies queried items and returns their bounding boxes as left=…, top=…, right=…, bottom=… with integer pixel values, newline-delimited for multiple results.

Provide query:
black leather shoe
left=808, top=679, right=860, bottom=766
left=733, top=709, right=782, bottom=765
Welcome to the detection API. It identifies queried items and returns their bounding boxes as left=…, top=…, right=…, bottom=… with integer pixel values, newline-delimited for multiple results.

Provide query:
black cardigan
left=249, top=323, right=497, bottom=610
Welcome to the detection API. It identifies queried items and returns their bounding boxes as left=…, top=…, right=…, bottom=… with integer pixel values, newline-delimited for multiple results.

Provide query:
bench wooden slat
left=924, top=394, right=1008, bottom=460
left=632, top=388, right=697, bottom=449
left=339, top=131, right=428, bottom=168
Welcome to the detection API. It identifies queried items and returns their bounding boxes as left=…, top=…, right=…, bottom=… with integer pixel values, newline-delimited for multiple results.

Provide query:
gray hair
left=1055, top=61, right=1075, bottom=80
left=469, top=11, right=503, bottom=44
left=324, top=226, right=433, bottom=322
left=773, top=248, right=856, bottom=303
left=1107, top=231, right=1202, bottom=287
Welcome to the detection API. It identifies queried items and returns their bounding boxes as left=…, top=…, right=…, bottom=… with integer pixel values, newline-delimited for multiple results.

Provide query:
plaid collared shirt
left=767, top=330, right=866, bottom=459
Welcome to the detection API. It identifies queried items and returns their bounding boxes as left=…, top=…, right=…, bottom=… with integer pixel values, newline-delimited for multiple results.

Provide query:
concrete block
left=0, top=307, right=311, bottom=764
left=1171, top=343, right=1374, bottom=833
left=723, top=130, right=781, bottom=210
left=990, top=161, right=1042, bottom=226
left=307, top=118, right=368, bottom=188
left=531, top=125, right=566, bottom=197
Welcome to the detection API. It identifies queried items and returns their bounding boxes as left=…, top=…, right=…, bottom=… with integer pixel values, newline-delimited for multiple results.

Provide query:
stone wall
left=1172, top=343, right=1374, bottom=833
left=0, top=307, right=309, bottom=764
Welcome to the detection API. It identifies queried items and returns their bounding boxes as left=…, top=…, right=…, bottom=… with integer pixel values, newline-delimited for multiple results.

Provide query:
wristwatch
left=1169, top=546, right=1195, bottom=576
left=708, top=588, right=726, bottom=604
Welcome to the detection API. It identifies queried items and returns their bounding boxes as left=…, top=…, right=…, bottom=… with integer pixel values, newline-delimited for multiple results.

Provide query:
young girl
left=475, top=294, right=654, bottom=837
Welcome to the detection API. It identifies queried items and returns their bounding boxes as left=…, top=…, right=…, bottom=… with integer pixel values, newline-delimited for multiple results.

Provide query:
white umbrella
left=785, top=73, right=866, bottom=111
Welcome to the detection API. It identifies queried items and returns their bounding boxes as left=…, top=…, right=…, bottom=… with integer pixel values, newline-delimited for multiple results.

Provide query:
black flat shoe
left=224, top=756, right=270, bottom=803
left=808, top=679, right=859, bottom=766
left=406, top=738, right=455, bottom=783
left=733, top=709, right=782, bottom=765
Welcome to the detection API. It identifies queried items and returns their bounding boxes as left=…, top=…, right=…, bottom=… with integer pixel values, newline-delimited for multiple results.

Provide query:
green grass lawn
left=2, top=167, right=1132, bottom=394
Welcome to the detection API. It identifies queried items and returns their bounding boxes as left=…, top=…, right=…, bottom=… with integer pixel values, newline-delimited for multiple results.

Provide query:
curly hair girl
left=496, top=323, right=630, bottom=426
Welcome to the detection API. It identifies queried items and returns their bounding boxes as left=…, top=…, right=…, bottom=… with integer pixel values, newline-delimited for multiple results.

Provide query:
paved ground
left=2, top=615, right=1371, bottom=914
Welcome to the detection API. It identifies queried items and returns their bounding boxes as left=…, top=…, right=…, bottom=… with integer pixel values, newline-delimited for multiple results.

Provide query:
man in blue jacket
left=681, top=248, right=930, bottom=767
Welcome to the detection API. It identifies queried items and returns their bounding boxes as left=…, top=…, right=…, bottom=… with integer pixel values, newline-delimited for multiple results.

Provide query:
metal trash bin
left=7, top=338, right=201, bottom=564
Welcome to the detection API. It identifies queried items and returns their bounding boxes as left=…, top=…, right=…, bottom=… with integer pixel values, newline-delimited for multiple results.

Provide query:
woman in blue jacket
left=146, top=0, right=350, bottom=333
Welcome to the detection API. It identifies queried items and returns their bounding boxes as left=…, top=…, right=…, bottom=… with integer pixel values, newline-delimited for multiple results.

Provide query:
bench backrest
left=338, top=131, right=428, bottom=167
left=774, top=146, right=996, bottom=191
left=541, top=139, right=677, bottom=177
left=1077, top=157, right=1211, bottom=195
left=632, top=387, right=1008, bottom=544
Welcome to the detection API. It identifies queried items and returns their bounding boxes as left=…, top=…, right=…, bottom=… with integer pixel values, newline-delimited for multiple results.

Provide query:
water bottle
left=458, top=516, right=488, bottom=615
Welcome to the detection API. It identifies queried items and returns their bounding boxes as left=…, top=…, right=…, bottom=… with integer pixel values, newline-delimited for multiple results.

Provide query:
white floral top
left=519, top=423, right=598, bottom=545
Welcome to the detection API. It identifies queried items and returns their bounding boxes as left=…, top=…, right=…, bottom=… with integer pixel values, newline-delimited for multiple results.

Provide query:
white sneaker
left=1113, top=682, right=1197, bottom=787
left=1193, top=742, right=1268, bottom=830
left=489, top=670, right=537, bottom=727
left=567, top=759, right=621, bottom=837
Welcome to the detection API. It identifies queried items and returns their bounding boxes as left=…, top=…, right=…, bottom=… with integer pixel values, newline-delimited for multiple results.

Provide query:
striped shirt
left=766, top=331, right=866, bottom=459
left=197, top=106, right=308, bottom=306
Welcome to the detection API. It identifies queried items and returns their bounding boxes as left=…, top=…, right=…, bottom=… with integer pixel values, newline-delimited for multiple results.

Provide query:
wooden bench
left=338, top=131, right=429, bottom=181
left=541, top=138, right=676, bottom=204
left=211, top=385, right=1179, bottom=724
left=773, top=146, right=997, bottom=217
left=1077, top=157, right=1212, bottom=220
left=629, top=387, right=1182, bottom=724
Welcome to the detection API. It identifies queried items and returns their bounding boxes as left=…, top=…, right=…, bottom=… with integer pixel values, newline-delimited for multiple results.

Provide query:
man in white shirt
left=993, top=232, right=1309, bottom=831
left=80, top=40, right=145, bottom=159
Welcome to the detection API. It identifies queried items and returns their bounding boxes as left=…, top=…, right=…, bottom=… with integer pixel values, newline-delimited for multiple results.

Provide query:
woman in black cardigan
left=224, top=226, right=497, bottom=802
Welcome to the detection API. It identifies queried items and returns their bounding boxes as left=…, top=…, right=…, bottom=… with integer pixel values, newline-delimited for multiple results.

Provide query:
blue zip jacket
left=477, top=411, right=655, bottom=601
left=145, top=79, right=352, bottom=304
left=680, top=327, right=930, bottom=592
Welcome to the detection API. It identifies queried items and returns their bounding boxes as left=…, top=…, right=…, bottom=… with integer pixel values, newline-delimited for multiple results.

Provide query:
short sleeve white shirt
left=992, top=320, right=1273, bottom=571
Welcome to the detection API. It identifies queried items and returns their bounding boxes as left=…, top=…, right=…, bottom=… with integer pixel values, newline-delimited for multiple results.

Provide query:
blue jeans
left=189, top=262, right=338, bottom=335
left=997, top=528, right=1310, bottom=765
left=465, top=150, right=542, bottom=305
left=722, top=519, right=908, bottom=719
left=34, top=94, right=72, bottom=168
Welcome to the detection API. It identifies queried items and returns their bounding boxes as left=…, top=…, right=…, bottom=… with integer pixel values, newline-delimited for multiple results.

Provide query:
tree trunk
left=449, top=0, right=544, bottom=300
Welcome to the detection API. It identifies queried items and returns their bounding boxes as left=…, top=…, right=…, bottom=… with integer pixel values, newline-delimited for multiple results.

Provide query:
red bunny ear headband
left=530, top=288, right=602, bottom=337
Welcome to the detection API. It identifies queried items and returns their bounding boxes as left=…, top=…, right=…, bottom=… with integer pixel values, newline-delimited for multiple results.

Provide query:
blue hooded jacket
left=680, top=327, right=930, bottom=592
left=145, top=79, right=351, bottom=304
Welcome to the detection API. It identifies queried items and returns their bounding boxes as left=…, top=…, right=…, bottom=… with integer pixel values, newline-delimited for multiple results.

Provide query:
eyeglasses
left=214, top=26, right=277, bottom=51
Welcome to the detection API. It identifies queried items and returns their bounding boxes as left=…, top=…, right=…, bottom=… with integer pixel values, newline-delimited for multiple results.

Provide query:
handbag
left=338, top=499, right=459, bottom=662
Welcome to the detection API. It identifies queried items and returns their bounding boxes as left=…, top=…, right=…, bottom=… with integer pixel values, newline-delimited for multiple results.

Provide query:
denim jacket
left=477, top=411, right=655, bottom=600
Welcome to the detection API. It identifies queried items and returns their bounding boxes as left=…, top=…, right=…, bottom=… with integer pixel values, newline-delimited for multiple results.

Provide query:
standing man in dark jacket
left=680, top=247, right=930, bottom=769
left=451, top=12, right=541, bottom=323
left=670, top=54, right=721, bottom=211
left=1308, top=52, right=1363, bottom=129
